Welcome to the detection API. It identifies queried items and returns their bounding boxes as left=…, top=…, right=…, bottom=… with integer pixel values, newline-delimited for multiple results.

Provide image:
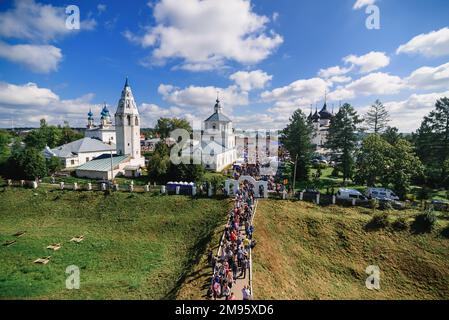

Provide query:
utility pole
left=292, top=154, right=298, bottom=195
left=110, top=150, right=114, bottom=186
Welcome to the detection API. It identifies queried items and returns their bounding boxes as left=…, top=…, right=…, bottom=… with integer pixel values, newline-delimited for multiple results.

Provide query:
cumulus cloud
left=0, top=81, right=98, bottom=127
left=318, top=65, right=352, bottom=79
left=345, top=72, right=405, bottom=96
left=229, top=70, right=272, bottom=91
left=0, top=0, right=96, bottom=42
left=0, top=41, right=62, bottom=73
left=124, top=0, right=283, bottom=71
left=344, top=51, right=390, bottom=74
left=397, top=27, right=449, bottom=58
left=353, top=0, right=376, bottom=10
left=261, top=77, right=328, bottom=103
left=0, top=0, right=95, bottom=73
left=157, top=83, right=249, bottom=121
left=406, top=62, right=449, bottom=90
left=385, top=90, right=449, bottom=132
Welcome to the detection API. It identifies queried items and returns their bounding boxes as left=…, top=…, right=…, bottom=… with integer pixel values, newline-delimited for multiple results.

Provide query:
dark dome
left=319, top=103, right=332, bottom=120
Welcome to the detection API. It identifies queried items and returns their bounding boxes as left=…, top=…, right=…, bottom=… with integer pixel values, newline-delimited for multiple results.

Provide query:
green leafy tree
left=147, top=142, right=171, bottom=183
left=365, top=100, right=390, bottom=134
left=385, top=139, right=423, bottom=199
left=5, top=147, right=47, bottom=180
left=325, top=103, right=363, bottom=182
left=59, top=121, right=83, bottom=145
left=281, top=109, right=314, bottom=182
left=155, top=118, right=192, bottom=139
left=355, top=134, right=392, bottom=186
left=46, top=156, right=62, bottom=175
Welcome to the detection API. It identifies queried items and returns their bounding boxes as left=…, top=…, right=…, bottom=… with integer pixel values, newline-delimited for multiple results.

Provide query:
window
left=127, top=115, right=131, bottom=125
left=211, top=136, right=214, bottom=142
left=86, top=157, right=90, bottom=162
left=71, top=160, right=75, bottom=165
left=135, top=117, right=139, bottom=126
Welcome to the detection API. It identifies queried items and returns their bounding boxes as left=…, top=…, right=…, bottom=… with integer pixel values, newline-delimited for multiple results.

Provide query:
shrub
left=368, top=212, right=389, bottom=230
left=379, top=200, right=393, bottom=211
left=412, top=210, right=437, bottom=233
left=368, top=198, right=378, bottom=210
left=392, top=216, right=409, bottom=231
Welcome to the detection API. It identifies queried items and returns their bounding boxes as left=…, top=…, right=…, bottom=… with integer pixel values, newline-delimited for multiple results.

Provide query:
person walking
left=242, top=285, right=251, bottom=300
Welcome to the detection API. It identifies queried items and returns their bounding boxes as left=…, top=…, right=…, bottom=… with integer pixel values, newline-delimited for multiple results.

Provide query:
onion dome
left=319, top=103, right=333, bottom=120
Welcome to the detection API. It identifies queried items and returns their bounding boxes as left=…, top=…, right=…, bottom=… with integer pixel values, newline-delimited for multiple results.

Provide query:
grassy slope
left=0, top=188, right=229, bottom=300
left=252, top=200, right=449, bottom=300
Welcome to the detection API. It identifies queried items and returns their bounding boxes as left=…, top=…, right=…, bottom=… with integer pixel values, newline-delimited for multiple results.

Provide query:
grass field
left=252, top=200, right=449, bottom=300
left=0, top=188, right=229, bottom=299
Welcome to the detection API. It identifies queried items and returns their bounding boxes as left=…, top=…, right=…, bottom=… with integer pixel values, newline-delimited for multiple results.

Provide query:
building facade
left=308, top=102, right=334, bottom=156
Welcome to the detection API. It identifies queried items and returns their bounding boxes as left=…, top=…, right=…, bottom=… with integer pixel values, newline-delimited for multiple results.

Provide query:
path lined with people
left=208, top=181, right=258, bottom=301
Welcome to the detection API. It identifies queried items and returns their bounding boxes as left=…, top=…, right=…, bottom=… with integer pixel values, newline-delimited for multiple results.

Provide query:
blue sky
left=0, top=0, right=449, bottom=132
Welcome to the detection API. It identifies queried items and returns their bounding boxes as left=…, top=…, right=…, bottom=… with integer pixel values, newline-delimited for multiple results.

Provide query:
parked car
left=336, top=188, right=369, bottom=204
left=366, top=188, right=400, bottom=201
left=431, top=199, right=449, bottom=211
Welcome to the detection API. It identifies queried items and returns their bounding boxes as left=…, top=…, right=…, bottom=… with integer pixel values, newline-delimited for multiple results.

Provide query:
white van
left=366, top=188, right=399, bottom=201
left=336, top=188, right=368, bottom=202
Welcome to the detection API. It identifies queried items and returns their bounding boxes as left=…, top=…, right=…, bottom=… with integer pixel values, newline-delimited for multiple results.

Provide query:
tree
left=46, top=156, right=62, bottom=175
left=155, top=118, right=192, bottom=139
left=414, top=97, right=449, bottom=184
left=365, top=100, right=390, bottom=134
left=59, top=122, right=83, bottom=145
left=0, top=130, right=12, bottom=164
left=385, top=139, right=423, bottom=199
left=4, top=147, right=47, bottom=180
left=147, top=142, right=171, bottom=183
left=381, top=126, right=401, bottom=145
left=281, top=109, right=314, bottom=182
left=355, top=134, right=392, bottom=186
left=325, top=103, right=363, bottom=182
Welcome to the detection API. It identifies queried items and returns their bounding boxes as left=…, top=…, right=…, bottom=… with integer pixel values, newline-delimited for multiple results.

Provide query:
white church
left=182, top=98, right=237, bottom=172
left=308, top=100, right=334, bottom=155
left=44, top=78, right=145, bottom=180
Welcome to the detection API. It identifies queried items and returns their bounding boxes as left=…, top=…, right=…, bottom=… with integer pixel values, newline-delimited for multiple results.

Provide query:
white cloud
left=261, top=77, right=328, bottom=103
left=318, top=65, right=352, bottom=79
left=0, top=41, right=62, bottom=73
left=124, top=0, right=283, bottom=71
left=0, top=0, right=95, bottom=73
left=328, top=75, right=352, bottom=85
left=229, top=70, right=272, bottom=91
left=384, top=90, right=449, bottom=132
left=345, top=72, right=405, bottom=96
left=406, top=62, right=449, bottom=90
left=0, top=81, right=97, bottom=127
left=344, top=51, right=390, bottom=74
left=328, top=88, right=355, bottom=102
left=353, top=0, right=376, bottom=10
left=0, top=0, right=96, bottom=43
left=397, top=27, right=449, bottom=58
left=158, top=83, right=249, bottom=118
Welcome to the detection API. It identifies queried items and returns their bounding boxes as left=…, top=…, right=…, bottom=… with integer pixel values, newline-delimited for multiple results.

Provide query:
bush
left=367, top=212, right=390, bottom=230
left=392, top=216, right=409, bottom=231
left=368, top=198, right=378, bottom=210
left=379, top=200, right=393, bottom=211
left=412, top=210, right=437, bottom=233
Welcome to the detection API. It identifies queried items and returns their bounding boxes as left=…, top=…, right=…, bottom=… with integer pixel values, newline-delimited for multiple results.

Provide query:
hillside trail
left=216, top=200, right=258, bottom=300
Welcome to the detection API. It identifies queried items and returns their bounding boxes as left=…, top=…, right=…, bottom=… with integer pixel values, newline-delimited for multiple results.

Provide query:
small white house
left=43, top=138, right=116, bottom=169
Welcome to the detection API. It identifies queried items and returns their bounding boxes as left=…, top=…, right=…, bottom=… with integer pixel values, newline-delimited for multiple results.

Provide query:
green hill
left=0, top=188, right=229, bottom=299
left=252, top=200, right=449, bottom=300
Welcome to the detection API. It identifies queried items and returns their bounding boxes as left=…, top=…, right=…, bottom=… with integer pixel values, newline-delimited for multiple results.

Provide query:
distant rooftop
left=76, top=154, right=130, bottom=172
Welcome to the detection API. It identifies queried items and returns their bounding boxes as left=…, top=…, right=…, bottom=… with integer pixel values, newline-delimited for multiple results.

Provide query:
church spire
left=214, top=92, right=222, bottom=114
left=124, top=76, right=129, bottom=88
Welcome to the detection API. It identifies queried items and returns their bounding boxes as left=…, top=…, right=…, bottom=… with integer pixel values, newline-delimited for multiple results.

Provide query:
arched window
left=135, top=117, right=139, bottom=126
left=127, top=115, right=131, bottom=126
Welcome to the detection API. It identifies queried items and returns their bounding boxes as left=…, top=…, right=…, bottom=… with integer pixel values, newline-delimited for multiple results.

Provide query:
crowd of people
left=208, top=182, right=257, bottom=300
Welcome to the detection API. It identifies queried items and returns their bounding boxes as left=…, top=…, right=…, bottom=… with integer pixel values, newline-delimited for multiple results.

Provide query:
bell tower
left=115, top=77, right=142, bottom=160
